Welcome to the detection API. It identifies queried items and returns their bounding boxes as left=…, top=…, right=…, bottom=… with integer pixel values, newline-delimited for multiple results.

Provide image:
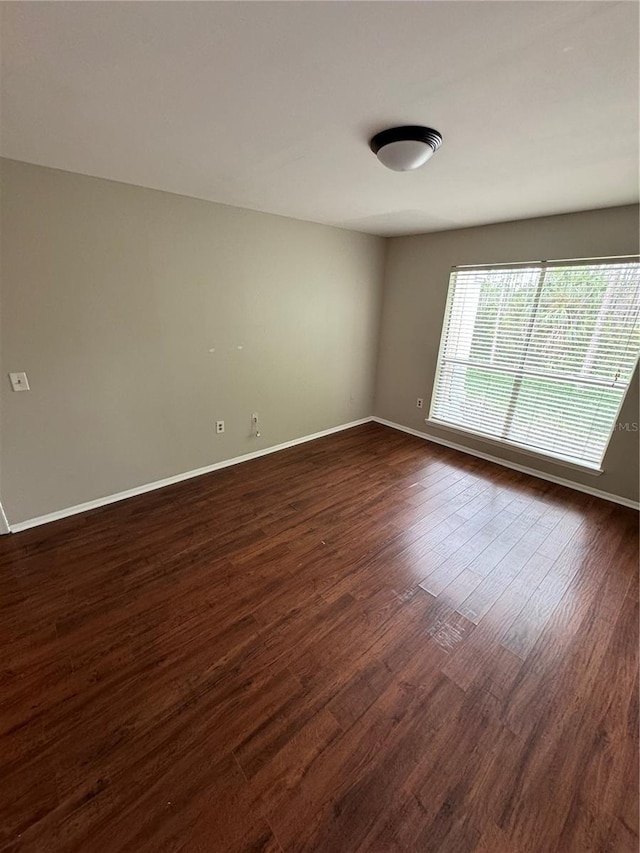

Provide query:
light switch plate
left=9, top=372, right=30, bottom=392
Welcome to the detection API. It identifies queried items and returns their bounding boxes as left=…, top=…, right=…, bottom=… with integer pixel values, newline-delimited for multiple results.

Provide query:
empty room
left=0, top=2, right=638, bottom=851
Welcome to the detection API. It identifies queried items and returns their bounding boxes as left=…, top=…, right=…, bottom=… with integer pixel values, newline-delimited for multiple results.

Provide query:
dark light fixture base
left=369, top=126, right=443, bottom=156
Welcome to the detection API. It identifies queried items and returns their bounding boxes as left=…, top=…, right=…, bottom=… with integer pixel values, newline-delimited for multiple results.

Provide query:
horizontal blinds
left=430, top=259, right=640, bottom=467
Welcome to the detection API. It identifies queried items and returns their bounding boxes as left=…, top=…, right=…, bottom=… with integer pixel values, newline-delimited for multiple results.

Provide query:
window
left=429, top=257, right=640, bottom=470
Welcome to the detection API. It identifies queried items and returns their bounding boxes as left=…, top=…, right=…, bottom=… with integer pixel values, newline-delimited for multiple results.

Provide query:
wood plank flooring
left=0, top=422, right=637, bottom=852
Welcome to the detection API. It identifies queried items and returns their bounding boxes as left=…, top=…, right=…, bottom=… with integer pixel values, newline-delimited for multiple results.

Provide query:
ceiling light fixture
left=370, top=125, right=443, bottom=172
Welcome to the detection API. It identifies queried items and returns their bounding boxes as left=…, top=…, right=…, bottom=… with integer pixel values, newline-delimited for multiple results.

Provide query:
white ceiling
left=1, top=1, right=638, bottom=237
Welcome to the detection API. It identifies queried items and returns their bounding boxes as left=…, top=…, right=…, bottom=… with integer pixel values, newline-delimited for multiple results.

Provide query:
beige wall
left=0, top=159, right=386, bottom=524
left=1, top=159, right=637, bottom=527
left=375, top=205, right=640, bottom=503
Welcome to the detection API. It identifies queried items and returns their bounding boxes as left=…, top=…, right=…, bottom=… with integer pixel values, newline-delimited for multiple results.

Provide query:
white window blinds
left=429, top=258, right=640, bottom=469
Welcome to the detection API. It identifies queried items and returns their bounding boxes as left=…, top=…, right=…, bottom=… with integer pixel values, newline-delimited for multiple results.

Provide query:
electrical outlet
left=416, top=398, right=424, bottom=409
left=216, top=420, right=225, bottom=434
left=251, top=412, right=261, bottom=438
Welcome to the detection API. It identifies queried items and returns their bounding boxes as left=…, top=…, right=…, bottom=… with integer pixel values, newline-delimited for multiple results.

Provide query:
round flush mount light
left=370, top=125, right=443, bottom=172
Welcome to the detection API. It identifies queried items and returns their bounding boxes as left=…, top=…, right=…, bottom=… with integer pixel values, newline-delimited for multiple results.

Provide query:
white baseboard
left=9, top=413, right=637, bottom=533
left=372, top=416, right=640, bottom=511
left=9, top=417, right=373, bottom=533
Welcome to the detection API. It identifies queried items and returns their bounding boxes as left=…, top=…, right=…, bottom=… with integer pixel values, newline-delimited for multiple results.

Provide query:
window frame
left=427, top=255, right=640, bottom=475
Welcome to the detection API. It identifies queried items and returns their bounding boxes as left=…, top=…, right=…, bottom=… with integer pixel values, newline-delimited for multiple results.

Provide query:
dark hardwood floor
left=0, top=422, right=637, bottom=852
